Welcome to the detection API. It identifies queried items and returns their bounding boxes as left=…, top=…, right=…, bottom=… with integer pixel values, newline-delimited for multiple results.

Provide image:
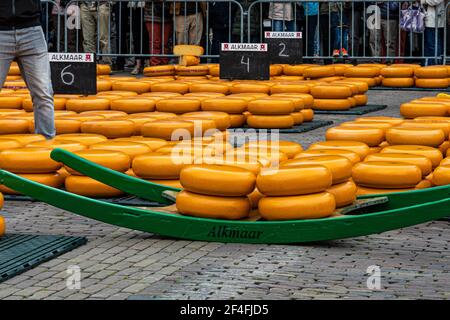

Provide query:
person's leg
left=80, top=4, right=96, bottom=54
left=383, top=19, right=397, bottom=61
left=98, top=4, right=112, bottom=65
left=0, top=31, right=15, bottom=88
left=146, top=21, right=163, bottom=66
left=438, top=28, right=444, bottom=64
left=319, top=14, right=330, bottom=59
left=330, top=13, right=340, bottom=54
left=424, top=27, right=435, bottom=65
left=189, top=12, right=203, bottom=45
left=369, top=28, right=381, bottom=57
left=175, top=15, right=187, bottom=44
left=16, top=26, right=55, bottom=139
left=161, top=21, right=173, bottom=64
left=272, top=20, right=283, bottom=31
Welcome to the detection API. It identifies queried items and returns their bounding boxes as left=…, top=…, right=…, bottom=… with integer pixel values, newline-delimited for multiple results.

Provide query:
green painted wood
left=1, top=170, right=449, bottom=244
left=50, top=148, right=181, bottom=205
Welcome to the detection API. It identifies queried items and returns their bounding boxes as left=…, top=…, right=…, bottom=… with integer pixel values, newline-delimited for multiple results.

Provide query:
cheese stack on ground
left=201, top=97, right=247, bottom=128
left=380, top=65, right=415, bottom=88
left=400, top=95, right=450, bottom=118
left=343, top=65, right=381, bottom=87
left=311, top=84, right=356, bottom=111
left=246, top=98, right=295, bottom=129
left=173, top=45, right=208, bottom=79
left=414, top=66, right=449, bottom=89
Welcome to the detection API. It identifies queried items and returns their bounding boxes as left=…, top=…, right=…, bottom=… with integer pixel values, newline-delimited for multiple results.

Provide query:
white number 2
left=61, top=64, right=75, bottom=85
left=241, top=56, right=250, bottom=73
left=279, top=42, right=289, bottom=57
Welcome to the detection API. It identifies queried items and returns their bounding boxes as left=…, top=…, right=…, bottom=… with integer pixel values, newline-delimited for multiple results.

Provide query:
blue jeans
left=273, top=20, right=296, bottom=32
left=306, top=15, right=319, bottom=56
left=0, top=26, right=55, bottom=139
left=331, top=13, right=348, bottom=51
left=424, top=27, right=444, bottom=66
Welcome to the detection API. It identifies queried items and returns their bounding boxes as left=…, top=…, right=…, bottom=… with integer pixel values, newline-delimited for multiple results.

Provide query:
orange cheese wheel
left=189, top=83, right=229, bottom=94
left=415, top=179, right=432, bottom=189
left=141, top=120, right=195, bottom=140
left=65, top=149, right=131, bottom=175
left=176, top=190, right=250, bottom=220
left=55, top=133, right=107, bottom=146
left=143, top=65, right=175, bottom=77
left=247, top=99, right=295, bottom=115
left=381, top=77, right=414, bottom=87
left=201, top=98, right=247, bottom=113
left=97, top=79, right=112, bottom=92
left=26, top=139, right=86, bottom=152
left=365, top=153, right=432, bottom=177
left=0, top=173, right=64, bottom=195
left=90, top=141, right=151, bottom=159
left=156, top=98, right=201, bottom=113
left=381, top=145, right=443, bottom=168
left=179, top=164, right=256, bottom=196
left=344, top=66, right=380, bottom=78
left=0, top=138, right=22, bottom=151
left=356, top=186, right=414, bottom=196
left=114, top=137, right=167, bottom=151
left=151, top=82, right=189, bottom=94
left=0, top=96, right=23, bottom=109
left=353, top=94, right=368, bottom=106
left=340, top=121, right=394, bottom=131
left=51, top=119, right=81, bottom=134
left=325, top=126, right=385, bottom=147
left=107, top=116, right=155, bottom=136
left=259, top=192, right=336, bottom=220
left=133, top=111, right=177, bottom=120
left=282, top=64, right=316, bottom=76
left=270, top=83, right=310, bottom=94
left=0, top=147, right=61, bottom=173
left=313, top=98, right=351, bottom=110
left=415, top=78, right=449, bottom=88
left=112, top=81, right=151, bottom=94
left=230, top=83, right=271, bottom=94
left=290, top=112, right=304, bottom=125
left=97, top=90, right=138, bottom=97
left=229, top=114, right=246, bottom=127
left=380, top=67, right=414, bottom=78
left=256, top=165, right=332, bottom=196
left=132, top=153, right=193, bottom=179
left=243, top=140, right=303, bottom=159
left=334, top=80, right=369, bottom=93
left=181, top=111, right=231, bottom=131
left=326, top=180, right=357, bottom=208
left=195, top=156, right=265, bottom=175
left=97, top=64, right=112, bottom=75
left=184, top=92, right=226, bottom=99
left=271, top=93, right=314, bottom=108
left=65, top=175, right=124, bottom=198
left=431, top=165, right=450, bottom=185
left=300, top=109, right=314, bottom=122
left=0, top=119, right=30, bottom=134
left=344, top=77, right=377, bottom=87
left=400, top=102, right=448, bottom=118
left=282, top=155, right=352, bottom=185
left=175, top=65, right=209, bottom=76
left=352, top=161, right=422, bottom=188
left=439, top=156, right=450, bottom=166
left=414, top=66, right=448, bottom=79
left=246, top=115, right=294, bottom=129
left=310, top=85, right=352, bottom=99
left=386, top=127, right=445, bottom=147
left=81, top=120, right=135, bottom=138
left=110, top=98, right=156, bottom=113
left=66, top=98, right=110, bottom=112
left=439, top=141, right=450, bottom=155
left=0, top=109, right=25, bottom=117
left=309, top=141, right=370, bottom=159
left=355, top=116, right=404, bottom=125
left=0, top=134, right=45, bottom=145
left=294, top=149, right=361, bottom=164
left=303, top=66, right=335, bottom=79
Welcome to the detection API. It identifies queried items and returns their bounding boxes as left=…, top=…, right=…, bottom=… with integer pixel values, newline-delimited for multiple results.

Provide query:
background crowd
left=41, top=0, right=450, bottom=73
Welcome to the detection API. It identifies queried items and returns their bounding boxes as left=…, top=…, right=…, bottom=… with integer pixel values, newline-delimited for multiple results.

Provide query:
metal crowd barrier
left=40, top=0, right=449, bottom=65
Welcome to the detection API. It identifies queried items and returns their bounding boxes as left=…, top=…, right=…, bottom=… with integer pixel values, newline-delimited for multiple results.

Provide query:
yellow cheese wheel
left=365, top=153, right=432, bottom=177
left=431, top=165, right=450, bottom=185
left=439, top=141, right=450, bottom=155
left=141, top=120, right=195, bottom=140
left=179, top=55, right=200, bottom=66
left=80, top=120, right=135, bottom=139
left=400, top=102, right=448, bottom=118
left=356, top=186, right=414, bottom=196
left=112, top=81, right=151, bottom=94
left=295, top=149, right=361, bottom=164
left=54, top=133, right=107, bottom=146
left=114, top=137, right=167, bottom=151
left=256, top=165, right=332, bottom=196
left=0, top=173, right=64, bottom=195
left=179, top=164, right=255, bottom=196
left=353, top=94, right=368, bottom=106
left=344, top=77, right=377, bottom=87
left=0, top=109, right=26, bottom=117
left=415, top=179, right=432, bottom=189
left=97, top=90, right=138, bottom=97
left=184, top=92, right=226, bottom=99
left=26, top=139, right=86, bottom=152
left=65, top=175, right=123, bottom=198
left=0, top=96, right=23, bottom=109
left=290, top=112, right=304, bottom=125
left=65, top=149, right=131, bottom=175
left=175, top=65, right=209, bottom=76
left=0, top=134, right=45, bottom=145
left=325, top=126, right=385, bottom=147
left=66, top=98, right=110, bottom=112
left=195, top=154, right=267, bottom=174
left=90, top=141, right=151, bottom=159
left=230, top=83, right=271, bottom=94
left=414, top=66, right=448, bottom=79
left=415, top=78, right=449, bottom=88
left=156, top=98, right=201, bottom=113
left=344, top=66, right=380, bottom=78
left=110, top=98, right=156, bottom=113
left=97, top=79, right=112, bottom=92
left=340, top=121, right=394, bottom=131
left=326, top=180, right=357, bottom=208
left=0, top=147, right=61, bottom=173
left=97, top=64, right=112, bottom=75
left=189, top=83, right=229, bottom=94
left=246, top=115, right=294, bottom=129
left=333, top=80, right=369, bottom=93
left=381, top=77, right=414, bottom=87
left=380, top=66, right=415, bottom=78
left=243, top=140, right=303, bottom=159
left=303, top=66, right=335, bottom=79
left=282, top=64, right=316, bottom=76
left=282, top=155, right=352, bottom=184
left=270, top=83, right=310, bottom=94
left=0, top=138, right=22, bottom=151
left=381, top=145, right=443, bottom=168
left=439, top=156, right=450, bottom=166
left=177, top=118, right=217, bottom=135
left=229, top=114, right=246, bottom=127
left=133, top=111, right=177, bottom=120
left=259, top=192, right=336, bottom=220
left=200, top=98, right=246, bottom=114
left=50, top=119, right=81, bottom=134
left=132, top=153, right=193, bottom=179
left=176, top=190, right=250, bottom=220
left=386, top=127, right=445, bottom=147
left=352, top=161, right=422, bottom=188
left=143, top=65, right=175, bottom=77
left=181, top=111, right=231, bottom=131
left=313, top=98, right=351, bottom=111
left=300, top=109, right=314, bottom=122
left=247, top=99, right=295, bottom=115
left=0, top=119, right=30, bottom=134
left=151, top=82, right=189, bottom=94
left=310, top=85, right=352, bottom=99
left=309, top=141, right=370, bottom=159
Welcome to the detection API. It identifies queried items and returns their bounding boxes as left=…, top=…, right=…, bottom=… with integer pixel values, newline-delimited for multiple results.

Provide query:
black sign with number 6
left=49, top=53, right=97, bottom=95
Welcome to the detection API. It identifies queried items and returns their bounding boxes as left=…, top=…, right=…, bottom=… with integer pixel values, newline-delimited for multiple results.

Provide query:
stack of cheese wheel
left=414, top=66, right=449, bottom=88
left=246, top=98, right=295, bottom=129
left=64, top=149, right=130, bottom=198
left=331, top=80, right=369, bottom=106
left=256, top=165, right=336, bottom=220
left=344, top=66, right=381, bottom=87
left=270, top=92, right=315, bottom=123
left=282, top=64, right=317, bottom=77
left=325, top=126, right=385, bottom=152
left=380, top=65, right=415, bottom=87
left=311, top=84, right=355, bottom=111
left=176, top=164, right=255, bottom=219
left=201, top=97, right=247, bottom=128
left=0, top=192, right=4, bottom=237
left=173, top=45, right=209, bottom=78
left=0, top=147, right=65, bottom=194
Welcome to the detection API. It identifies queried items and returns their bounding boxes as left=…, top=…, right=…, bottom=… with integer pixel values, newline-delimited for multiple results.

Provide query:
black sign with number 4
left=219, top=43, right=270, bottom=80
left=265, top=31, right=303, bottom=64
left=49, top=53, right=97, bottom=95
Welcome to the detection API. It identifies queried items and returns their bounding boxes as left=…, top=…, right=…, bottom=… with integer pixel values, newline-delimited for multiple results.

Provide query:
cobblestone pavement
left=0, top=90, right=449, bottom=300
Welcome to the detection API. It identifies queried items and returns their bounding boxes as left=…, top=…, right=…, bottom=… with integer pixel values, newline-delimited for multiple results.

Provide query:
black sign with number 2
left=264, top=31, right=303, bottom=64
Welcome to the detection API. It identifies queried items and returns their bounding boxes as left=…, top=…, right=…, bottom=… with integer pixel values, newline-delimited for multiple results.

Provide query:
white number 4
left=241, top=56, right=250, bottom=73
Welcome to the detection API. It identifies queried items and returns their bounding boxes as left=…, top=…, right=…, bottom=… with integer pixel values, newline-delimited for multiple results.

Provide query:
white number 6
left=61, top=64, right=75, bottom=85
